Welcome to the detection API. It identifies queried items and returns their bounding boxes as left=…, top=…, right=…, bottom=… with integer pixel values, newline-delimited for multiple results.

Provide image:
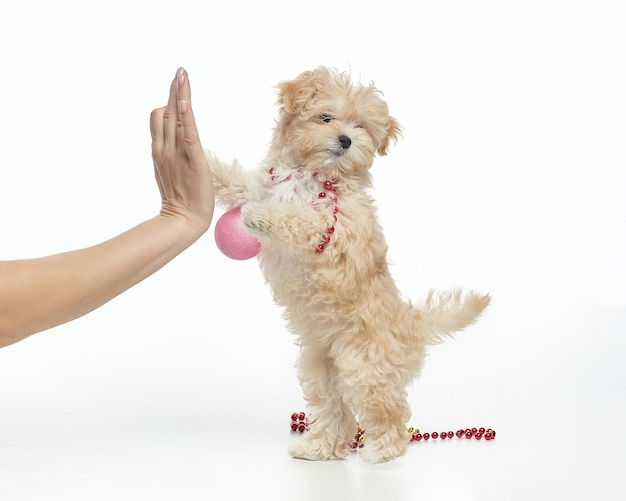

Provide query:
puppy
left=207, top=67, right=490, bottom=463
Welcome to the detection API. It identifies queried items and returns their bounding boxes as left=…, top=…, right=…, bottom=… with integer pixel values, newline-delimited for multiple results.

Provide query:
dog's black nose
left=338, top=135, right=351, bottom=150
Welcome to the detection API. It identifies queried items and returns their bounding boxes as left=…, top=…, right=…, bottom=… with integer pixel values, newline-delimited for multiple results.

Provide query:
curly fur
left=207, top=67, right=490, bottom=463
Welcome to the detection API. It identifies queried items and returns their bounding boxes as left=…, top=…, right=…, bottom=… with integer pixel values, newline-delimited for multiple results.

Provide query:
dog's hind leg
left=341, top=373, right=412, bottom=464
left=288, top=343, right=358, bottom=461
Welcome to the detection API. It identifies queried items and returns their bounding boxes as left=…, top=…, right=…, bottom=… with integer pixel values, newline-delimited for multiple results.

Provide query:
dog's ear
left=277, top=70, right=322, bottom=115
left=377, top=116, right=401, bottom=156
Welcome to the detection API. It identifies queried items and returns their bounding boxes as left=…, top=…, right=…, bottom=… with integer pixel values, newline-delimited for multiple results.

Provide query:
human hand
left=150, top=67, right=214, bottom=236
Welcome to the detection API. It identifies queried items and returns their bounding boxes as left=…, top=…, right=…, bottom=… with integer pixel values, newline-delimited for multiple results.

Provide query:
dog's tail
left=414, top=289, right=490, bottom=345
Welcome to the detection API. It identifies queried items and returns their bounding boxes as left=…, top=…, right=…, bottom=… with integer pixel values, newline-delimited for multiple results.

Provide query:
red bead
left=291, top=413, right=299, bottom=421
left=318, top=192, right=327, bottom=198
left=475, top=433, right=483, bottom=440
left=456, top=429, right=464, bottom=438
left=298, top=412, right=306, bottom=421
left=324, top=180, right=333, bottom=190
left=291, top=423, right=298, bottom=431
left=440, top=432, right=446, bottom=440
left=447, top=431, right=454, bottom=439
left=431, top=432, right=439, bottom=439
left=327, top=226, right=335, bottom=234
left=415, top=433, right=422, bottom=441
left=268, top=167, right=276, bottom=174
left=333, top=206, right=339, bottom=214
left=423, top=433, right=430, bottom=440
left=316, top=244, right=325, bottom=253
left=471, top=428, right=477, bottom=435
left=298, top=423, right=306, bottom=432
left=322, top=235, right=330, bottom=244
left=465, top=431, right=472, bottom=439
left=479, top=427, right=485, bottom=434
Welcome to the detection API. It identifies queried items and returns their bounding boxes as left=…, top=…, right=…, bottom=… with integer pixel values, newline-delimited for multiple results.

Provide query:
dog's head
left=272, top=67, right=400, bottom=176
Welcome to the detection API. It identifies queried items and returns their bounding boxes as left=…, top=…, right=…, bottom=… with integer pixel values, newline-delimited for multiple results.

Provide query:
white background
left=1, top=1, right=625, bottom=499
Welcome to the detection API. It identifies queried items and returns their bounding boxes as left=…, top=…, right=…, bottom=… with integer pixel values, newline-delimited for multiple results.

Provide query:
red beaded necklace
left=268, top=166, right=339, bottom=253
left=290, top=412, right=496, bottom=450
left=314, top=176, right=339, bottom=254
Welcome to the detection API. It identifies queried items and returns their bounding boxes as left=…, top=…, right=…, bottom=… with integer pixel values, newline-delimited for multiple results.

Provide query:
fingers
left=150, top=68, right=204, bottom=149
left=175, top=68, right=195, bottom=130
left=163, top=71, right=180, bottom=148
left=150, top=107, right=165, bottom=156
left=150, top=69, right=184, bottom=172
left=175, top=68, right=207, bottom=166
left=150, top=67, right=209, bottom=174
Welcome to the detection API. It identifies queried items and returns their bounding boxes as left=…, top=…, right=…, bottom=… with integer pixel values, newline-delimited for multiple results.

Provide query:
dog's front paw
left=240, top=202, right=271, bottom=234
left=204, top=150, right=228, bottom=185
left=288, top=433, right=349, bottom=461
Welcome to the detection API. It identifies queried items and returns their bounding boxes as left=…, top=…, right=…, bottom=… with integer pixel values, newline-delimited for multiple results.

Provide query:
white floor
left=1, top=296, right=624, bottom=501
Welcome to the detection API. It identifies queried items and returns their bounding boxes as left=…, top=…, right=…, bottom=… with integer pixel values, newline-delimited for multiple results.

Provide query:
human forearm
left=0, top=214, right=202, bottom=347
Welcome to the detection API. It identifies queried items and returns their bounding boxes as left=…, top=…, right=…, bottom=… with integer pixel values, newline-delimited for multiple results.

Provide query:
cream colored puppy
left=208, top=67, right=490, bottom=463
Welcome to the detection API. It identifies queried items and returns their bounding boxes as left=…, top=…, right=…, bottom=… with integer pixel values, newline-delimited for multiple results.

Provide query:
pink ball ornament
left=214, top=207, right=261, bottom=260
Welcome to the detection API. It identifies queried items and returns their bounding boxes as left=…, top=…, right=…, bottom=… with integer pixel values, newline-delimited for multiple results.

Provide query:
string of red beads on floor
left=290, top=412, right=496, bottom=449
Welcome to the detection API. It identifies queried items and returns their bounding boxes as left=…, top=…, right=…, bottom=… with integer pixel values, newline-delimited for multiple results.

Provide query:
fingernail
left=176, top=67, right=185, bottom=88
left=179, top=99, right=188, bottom=114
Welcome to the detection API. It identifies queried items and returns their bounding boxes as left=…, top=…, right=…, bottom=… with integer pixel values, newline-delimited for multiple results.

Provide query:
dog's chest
left=257, top=166, right=342, bottom=280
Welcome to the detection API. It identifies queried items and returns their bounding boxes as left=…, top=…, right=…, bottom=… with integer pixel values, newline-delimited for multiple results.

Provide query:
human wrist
left=157, top=207, right=210, bottom=246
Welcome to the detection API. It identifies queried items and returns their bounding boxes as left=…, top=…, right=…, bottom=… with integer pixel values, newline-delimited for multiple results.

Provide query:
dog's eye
left=355, top=124, right=364, bottom=129
left=320, top=113, right=334, bottom=124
